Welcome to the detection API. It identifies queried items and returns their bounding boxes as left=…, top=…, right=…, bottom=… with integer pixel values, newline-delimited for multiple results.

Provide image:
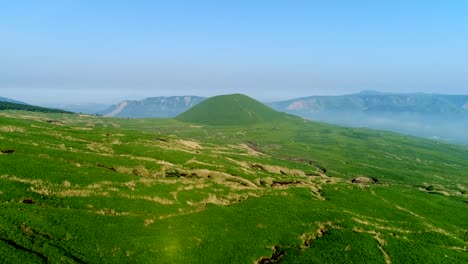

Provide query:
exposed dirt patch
left=351, top=217, right=413, bottom=234
left=351, top=176, right=378, bottom=185
left=239, top=143, right=266, bottom=156
left=72, top=127, right=93, bottom=131
left=186, top=157, right=222, bottom=168
left=174, top=168, right=257, bottom=189
left=1, top=175, right=43, bottom=185
left=188, top=192, right=260, bottom=207
left=120, top=194, right=175, bottom=205
left=144, top=219, right=154, bottom=227
left=87, top=142, right=114, bottom=154
left=56, top=189, right=98, bottom=197
left=264, top=165, right=305, bottom=176
left=119, top=154, right=174, bottom=166
left=94, top=208, right=131, bottom=216
left=0, top=126, right=26, bottom=133
left=225, top=157, right=250, bottom=168
left=177, top=139, right=203, bottom=150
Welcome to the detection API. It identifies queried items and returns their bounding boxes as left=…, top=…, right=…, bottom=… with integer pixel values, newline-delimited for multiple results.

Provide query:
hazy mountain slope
left=176, top=94, right=289, bottom=125
left=44, top=103, right=110, bottom=115
left=270, top=91, right=468, bottom=115
left=0, top=96, right=26, bottom=105
left=99, top=96, right=206, bottom=118
left=269, top=92, right=468, bottom=144
left=0, top=101, right=72, bottom=114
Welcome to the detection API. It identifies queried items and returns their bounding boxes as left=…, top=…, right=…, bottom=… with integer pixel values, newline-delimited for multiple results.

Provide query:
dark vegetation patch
left=166, top=170, right=181, bottom=178
left=285, top=157, right=327, bottom=173
left=271, top=181, right=302, bottom=187
left=0, top=149, right=15, bottom=154
left=257, top=245, right=286, bottom=264
left=246, top=141, right=262, bottom=152
left=257, top=225, right=331, bottom=264
left=97, top=164, right=117, bottom=172
left=22, top=198, right=35, bottom=204
left=45, top=119, right=64, bottom=125
left=0, top=237, right=48, bottom=262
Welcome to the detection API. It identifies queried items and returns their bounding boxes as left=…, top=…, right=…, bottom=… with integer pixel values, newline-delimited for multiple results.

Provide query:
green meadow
left=0, top=95, right=467, bottom=263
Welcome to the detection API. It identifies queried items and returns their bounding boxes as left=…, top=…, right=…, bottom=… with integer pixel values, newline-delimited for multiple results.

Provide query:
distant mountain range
left=269, top=91, right=468, bottom=116
left=98, top=96, right=206, bottom=118
left=98, top=91, right=468, bottom=144
left=99, top=91, right=468, bottom=118
left=269, top=91, right=468, bottom=144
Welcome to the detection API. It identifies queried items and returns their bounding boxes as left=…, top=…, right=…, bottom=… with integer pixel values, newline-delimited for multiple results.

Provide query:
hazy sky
left=1, top=0, right=468, bottom=104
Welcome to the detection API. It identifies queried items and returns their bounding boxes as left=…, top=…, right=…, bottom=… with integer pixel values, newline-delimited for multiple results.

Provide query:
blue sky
left=1, top=0, right=468, bottom=104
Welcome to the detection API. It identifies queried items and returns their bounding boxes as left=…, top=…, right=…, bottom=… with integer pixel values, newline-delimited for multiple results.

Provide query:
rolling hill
left=176, top=94, right=290, bottom=125
left=99, top=96, right=205, bottom=118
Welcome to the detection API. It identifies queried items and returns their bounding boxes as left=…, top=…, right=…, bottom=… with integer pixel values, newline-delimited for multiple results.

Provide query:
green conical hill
left=176, top=94, right=286, bottom=125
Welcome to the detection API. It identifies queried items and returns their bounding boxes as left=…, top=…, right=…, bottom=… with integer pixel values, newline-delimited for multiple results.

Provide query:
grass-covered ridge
left=176, top=93, right=289, bottom=125
left=0, top=110, right=467, bottom=263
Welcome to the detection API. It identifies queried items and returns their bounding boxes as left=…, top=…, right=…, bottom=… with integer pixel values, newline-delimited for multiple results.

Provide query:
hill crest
left=176, top=94, right=286, bottom=125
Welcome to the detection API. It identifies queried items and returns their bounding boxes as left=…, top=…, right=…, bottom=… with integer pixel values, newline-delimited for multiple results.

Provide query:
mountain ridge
left=99, top=96, right=206, bottom=118
left=270, top=92, right=468, bottom=115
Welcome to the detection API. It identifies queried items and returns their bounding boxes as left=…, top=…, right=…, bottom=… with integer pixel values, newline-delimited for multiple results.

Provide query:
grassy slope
left=0, top=110, right=467, bottom=263
left=176, top=94, right=287, bottom=125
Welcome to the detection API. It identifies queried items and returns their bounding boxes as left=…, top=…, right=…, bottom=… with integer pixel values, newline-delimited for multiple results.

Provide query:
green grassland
left=0, top=109, right=467, bottom=263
